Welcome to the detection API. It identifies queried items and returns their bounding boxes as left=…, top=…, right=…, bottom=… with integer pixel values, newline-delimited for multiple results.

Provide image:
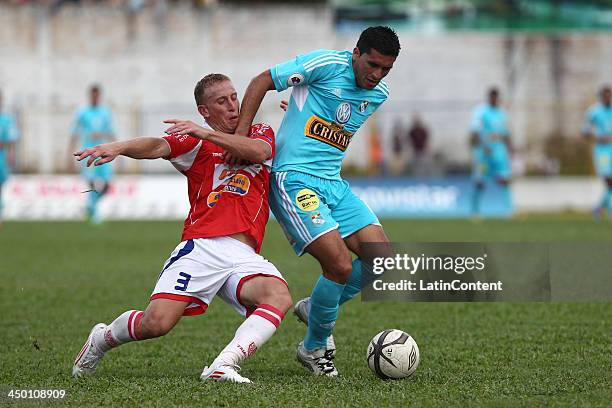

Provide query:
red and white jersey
left=163, top=123, right=275, bottom=253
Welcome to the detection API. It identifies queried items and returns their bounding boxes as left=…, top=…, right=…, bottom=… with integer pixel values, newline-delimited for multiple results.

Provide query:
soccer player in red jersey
left=72, top=74, right=292, bottom=383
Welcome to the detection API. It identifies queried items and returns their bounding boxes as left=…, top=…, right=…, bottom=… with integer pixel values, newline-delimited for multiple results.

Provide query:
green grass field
left=0, top=218, right=610, bottom=407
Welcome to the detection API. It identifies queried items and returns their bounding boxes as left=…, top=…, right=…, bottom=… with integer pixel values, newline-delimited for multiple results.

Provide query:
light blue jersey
left=270, top=49, right=389, bottom=180
left=584, top=103, right=612, bottom=177
left=470, top=103, right=509, bottom=148
left=470, top=103, right=511, bottom=180
left=583, top=103, right=612, bottom=138
left=72, top=105, right=115, bottom=149
left=0, top=112, right=19, bottom=184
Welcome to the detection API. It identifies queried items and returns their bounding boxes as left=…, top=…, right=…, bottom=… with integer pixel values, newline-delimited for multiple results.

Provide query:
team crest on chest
left=359, top=100, right=369, bottom=113
left=335, top=102, right=352, bottom=124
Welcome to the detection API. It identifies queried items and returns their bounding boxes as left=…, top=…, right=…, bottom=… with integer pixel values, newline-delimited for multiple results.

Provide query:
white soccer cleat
left=296, top=341, right=338, bottom=377
left=72, top=323, right=107, bottom=378
left=200, top=364, right=252, bottom=384
left=294, top=297, right=336, bottom=355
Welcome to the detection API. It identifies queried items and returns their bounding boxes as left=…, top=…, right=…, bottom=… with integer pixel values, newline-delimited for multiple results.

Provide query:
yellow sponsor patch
left=224, top=174, right=250, bottom=195
left=304, top=115, right=353, bottom=151
left=295, top=188, right=320, bottom=212
left=207, top=191, right=221, bottom=208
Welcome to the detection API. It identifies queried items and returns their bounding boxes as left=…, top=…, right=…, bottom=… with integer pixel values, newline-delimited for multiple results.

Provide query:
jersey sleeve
left=103, top=109, right=115, bottom=137
left=71, top=109, right=83, bottom=136
left=582, top=107, right=597, bottom=136
left=6, top=116, right=19, bottom=142
left=499, top=111, right=510, bottom=137
left=469, top=106, right=483, bottom=133
left=249, top=123, right=275, bottom=160
left=270, top=49, right=348, bottom=92
left=163, top=134, right=202, bottom=160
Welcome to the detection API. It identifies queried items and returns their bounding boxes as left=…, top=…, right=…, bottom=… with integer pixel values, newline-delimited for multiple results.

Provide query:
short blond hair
left=194, top=74, right=231, bottom=105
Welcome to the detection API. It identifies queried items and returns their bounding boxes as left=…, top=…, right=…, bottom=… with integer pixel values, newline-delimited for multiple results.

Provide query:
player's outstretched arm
left=469, top=132, right=480, bottom=147
left=235, top=70, right=276, bottom=136
left=74, top=137, right=170, bottom=167
left=164, top=120, right=271, bottom=164
left=505, top=134, right=514, bottom=154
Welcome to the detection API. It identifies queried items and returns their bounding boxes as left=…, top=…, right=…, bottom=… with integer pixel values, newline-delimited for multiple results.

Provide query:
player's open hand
left=164, top=119, right=210, bottom=140
left=280, top=100, right=289, bottom=111
left=74, top=144, right=119, bottom=167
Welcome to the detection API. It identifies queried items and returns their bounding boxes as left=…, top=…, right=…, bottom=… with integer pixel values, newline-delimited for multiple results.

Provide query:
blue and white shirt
left=72, top=105, right=115, bottom=148
left=583, top=103, right=612, bottom=138
left=0, top=112, right=19, bottom=167
left=270, top=49, right=389, bottom=180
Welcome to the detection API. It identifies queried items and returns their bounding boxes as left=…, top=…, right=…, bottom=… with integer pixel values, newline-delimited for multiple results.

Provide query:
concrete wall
left=1, top=4, right=611, bottom=174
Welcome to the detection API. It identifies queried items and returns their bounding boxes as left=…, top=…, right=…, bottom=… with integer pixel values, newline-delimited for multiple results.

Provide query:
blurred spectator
left=388, top=118, right=407, bottom=175
left=0, top=89, right=20, bottom=228
left=368, top=119, right=384, bottom=176
left=582, top=85, right=612, bottom=219
left=408, top=113, right=432, bottom=177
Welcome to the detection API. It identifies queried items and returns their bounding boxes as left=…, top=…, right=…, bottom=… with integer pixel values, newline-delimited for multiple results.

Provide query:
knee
left=272, top=288, right=293, bottom=315
left=325, top=257, right=353, bottom=284
left=139, top=311, right=175, bottom=339
left=255, top=281, right=293, bottom=315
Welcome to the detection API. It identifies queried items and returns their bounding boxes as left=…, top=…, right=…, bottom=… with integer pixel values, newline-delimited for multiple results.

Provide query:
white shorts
left=151, top=236, right=287, bottom=317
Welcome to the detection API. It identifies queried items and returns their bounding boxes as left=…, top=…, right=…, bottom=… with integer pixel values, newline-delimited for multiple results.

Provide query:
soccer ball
left=366, top=329, right=420, bottom=380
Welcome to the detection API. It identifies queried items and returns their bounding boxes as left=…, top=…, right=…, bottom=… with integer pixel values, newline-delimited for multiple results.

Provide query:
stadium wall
left=2, top=175, right=603, bottom=220
left=1, top=4, right=611, bottom=175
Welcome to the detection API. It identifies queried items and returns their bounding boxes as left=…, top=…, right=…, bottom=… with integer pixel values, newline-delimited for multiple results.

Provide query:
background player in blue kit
left=469, top=87, right=513, bottom=216
left=234, top=26, right=400, bottom=376
left=582, top=85, right=612, bottom=219
left=70, top=85, right=116, bottom=224
left=0, top=89, right=19, bottom=228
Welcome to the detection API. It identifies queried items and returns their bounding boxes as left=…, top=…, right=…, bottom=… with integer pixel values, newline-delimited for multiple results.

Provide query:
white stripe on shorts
left=275, top=172, right=311, bottom=244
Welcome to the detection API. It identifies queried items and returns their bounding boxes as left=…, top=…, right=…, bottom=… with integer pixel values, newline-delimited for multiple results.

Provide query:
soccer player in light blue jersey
left=70, top=85, right=116, bottom=224
left=0, top=89, right=19, bottom=228
left=234, top=26, right=400, bottom=376
left=469, top=87, right=513, bottom=216
left=582, top=85, right=612, bottom=219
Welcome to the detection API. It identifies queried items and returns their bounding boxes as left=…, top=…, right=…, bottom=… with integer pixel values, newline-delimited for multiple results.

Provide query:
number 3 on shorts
left=174, top=272, right=192, bottom=291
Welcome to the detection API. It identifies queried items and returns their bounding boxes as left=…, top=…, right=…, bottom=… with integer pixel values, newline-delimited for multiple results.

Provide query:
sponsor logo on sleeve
left=287, top=73, right=305, bottom=87
left=295, top=188, right=320, bottom=212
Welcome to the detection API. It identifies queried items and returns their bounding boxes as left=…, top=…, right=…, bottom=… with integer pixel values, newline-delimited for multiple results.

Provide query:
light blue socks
left=304, top=275, right=345, bottom=350
left=339, top=259, right=362, bottom=305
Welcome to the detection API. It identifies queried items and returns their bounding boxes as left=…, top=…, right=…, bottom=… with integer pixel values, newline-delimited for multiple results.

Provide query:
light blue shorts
left=472, top=144, right=511, bottom=182
left=81, top=161, right=113, bottom=182
left=270, top=171, right=380, bottom=256
left=593, top=145, right=612, bottom=177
